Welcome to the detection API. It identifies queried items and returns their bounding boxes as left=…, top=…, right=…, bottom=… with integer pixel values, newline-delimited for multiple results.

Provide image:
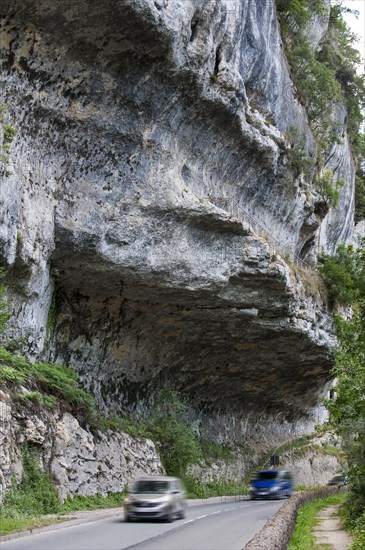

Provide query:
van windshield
left=255, top=471, right=278, bottom=480
left=133, top=481, right=169, bottom=494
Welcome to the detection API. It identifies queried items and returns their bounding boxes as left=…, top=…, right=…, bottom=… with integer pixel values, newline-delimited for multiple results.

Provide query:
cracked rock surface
left=0, top=0, right=355, bottom=438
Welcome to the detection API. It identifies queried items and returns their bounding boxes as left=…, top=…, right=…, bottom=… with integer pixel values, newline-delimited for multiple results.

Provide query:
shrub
left=318, top=243, right=363, bottom=307
left=147, top=389, right=203, bottom=476
left=314, top=169, right=344, bottom=208
left=0, top=347, right=95, bottom=416
left=2, top=444, right=60, bottom=517
left=349, top=511, right=365, bottom=549
left=0, top=104, right=16, bottom=177
left=0, top=366, right=27, bottom=386
left=14, top=391, right=58, bottom=409
left=31, top=361, right=95, bottom=411
left=61, top=492, right=125, bottom=512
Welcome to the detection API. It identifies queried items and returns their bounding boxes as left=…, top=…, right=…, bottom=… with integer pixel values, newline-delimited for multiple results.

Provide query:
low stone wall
left=244, top=486, right=346, bottom=550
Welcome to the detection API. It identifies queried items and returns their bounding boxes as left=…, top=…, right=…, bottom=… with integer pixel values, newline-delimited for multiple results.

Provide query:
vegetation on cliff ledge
left=0, top=103, right=16, bottom=178
left=276, top=0, right=365, bottom=220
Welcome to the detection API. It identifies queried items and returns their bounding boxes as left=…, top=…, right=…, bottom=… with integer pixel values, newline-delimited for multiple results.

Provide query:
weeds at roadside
left=184, top=477, right=249, bottom=500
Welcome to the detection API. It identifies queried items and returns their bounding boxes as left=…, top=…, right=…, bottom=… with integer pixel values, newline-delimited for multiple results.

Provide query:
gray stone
left=0, top=393, right=163, bottom=503
left=0, top=0, right=357, bottom=442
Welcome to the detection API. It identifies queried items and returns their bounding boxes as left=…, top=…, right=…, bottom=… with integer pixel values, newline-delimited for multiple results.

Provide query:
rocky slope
left=0, top=389, right=163, bottom=502
left=0, top=0, right=356, bottom=443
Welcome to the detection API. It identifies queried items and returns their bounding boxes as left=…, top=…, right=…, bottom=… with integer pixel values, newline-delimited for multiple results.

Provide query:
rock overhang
left=0, top=0, right=343, bottom=424
left=49, top=208, right=334, bottom=420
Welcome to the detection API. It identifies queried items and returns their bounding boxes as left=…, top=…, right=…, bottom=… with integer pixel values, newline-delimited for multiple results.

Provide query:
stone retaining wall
left=244, top=486, right=346, bottom=550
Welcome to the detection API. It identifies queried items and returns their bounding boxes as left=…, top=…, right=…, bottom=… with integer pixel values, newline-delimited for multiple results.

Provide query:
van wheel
left=165, top=511, right=174, bottom=523
left=178, top=508, right=186, bottom=519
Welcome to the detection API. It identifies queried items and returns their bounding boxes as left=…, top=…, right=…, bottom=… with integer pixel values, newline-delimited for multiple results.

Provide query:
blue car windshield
left=255, top=471, right=278, bottom=480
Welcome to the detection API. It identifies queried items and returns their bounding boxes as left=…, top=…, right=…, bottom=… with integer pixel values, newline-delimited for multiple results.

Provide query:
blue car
left=250, top=470, right=293, bottom=500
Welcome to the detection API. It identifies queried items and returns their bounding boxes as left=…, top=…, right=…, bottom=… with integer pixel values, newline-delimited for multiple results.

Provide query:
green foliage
left=61, top=492, right=125, bottom=512
left=0, top=347, right=95, bottom=415
left=276, top=0, right=326, bottom=36
left=199, top=438, right=233, bottom=462
left=0, top=103, right=16, bottom=177
left=320, top=4, right=365, bottom=144
left=93, top=413, right=148, bottom=438
left=147, top=388, right=203, bottom=476
left=320, top=241, right=365, bottom=526
left=46, top=290, right=57, bottom=339
left=0, top=516, right=61, bottom=537
left=319, top=3, right=365, bottom=221
left=276, top=1, right=365, bottom=219
left=2, top=444, right=61, bottom=517
left=314, top=169, right=344, bottom=208
left=285, top=34, right=341, bottom=138
left=347, top=511, right=365, bottom=549
left=354, top=134, right=365, bottom=222
left=0, top=366, right=27, bottom=386
left=277, top=1, right=341, bottom=147
left=183, top=477, right=248, bottom=499
left=284, top=126, right=314, bottom=180
left=0, top=268, right=10, bottom=334
left=32, top=361, right=95, bottom=411
left=288, top=492, right=347, bottom=549
left=318, top=243, right=364, bottom=307
left=14, top=391, right=58, bottom=409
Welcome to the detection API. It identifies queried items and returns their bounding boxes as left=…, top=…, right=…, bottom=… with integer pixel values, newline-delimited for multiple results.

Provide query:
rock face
left=0, top=1, right=356, bottom=438
left=0, top=390, right=342, bottom=502
left=0, top=390, right=163, bottom=503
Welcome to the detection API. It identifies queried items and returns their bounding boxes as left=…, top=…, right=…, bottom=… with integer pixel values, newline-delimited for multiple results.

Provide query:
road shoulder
left=313, top=504, right=353, bottom=549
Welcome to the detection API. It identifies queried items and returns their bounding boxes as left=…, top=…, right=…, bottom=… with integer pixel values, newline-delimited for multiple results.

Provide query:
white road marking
left=197, top=515, right=207, bottom=519
left=183, top=519, right=195, bottom=524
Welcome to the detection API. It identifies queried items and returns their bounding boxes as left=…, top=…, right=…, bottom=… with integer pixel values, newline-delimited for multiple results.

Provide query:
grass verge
left=0, top=516, right=67, bottom=537
left=288, top=492, right=347, bottom=549
left=0, top=493, right=126, bottom=537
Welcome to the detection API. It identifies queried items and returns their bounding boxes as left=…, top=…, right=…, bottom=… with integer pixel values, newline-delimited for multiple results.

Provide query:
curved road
left=1, top=498, right=285, bottom=550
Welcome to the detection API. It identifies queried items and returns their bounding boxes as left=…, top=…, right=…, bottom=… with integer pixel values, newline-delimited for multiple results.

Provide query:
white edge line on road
left=211, top=511, right=221, bottom=515
left=197, top=515, right=207, bottom=519
left=183, top=519, right=195, bottom=524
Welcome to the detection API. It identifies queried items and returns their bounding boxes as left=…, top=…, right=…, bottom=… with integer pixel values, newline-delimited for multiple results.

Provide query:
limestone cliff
left=0, top=390, right=163, bottom=502
left=0, top=1, right=356, bottom=440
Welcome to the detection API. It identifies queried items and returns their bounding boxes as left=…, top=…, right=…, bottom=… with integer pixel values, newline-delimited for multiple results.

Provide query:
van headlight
left=158, top=496, right=170, bottom=504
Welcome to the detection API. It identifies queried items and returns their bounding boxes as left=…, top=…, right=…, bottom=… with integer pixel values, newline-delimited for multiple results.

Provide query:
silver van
left=124, top=476, right=186, bottom=522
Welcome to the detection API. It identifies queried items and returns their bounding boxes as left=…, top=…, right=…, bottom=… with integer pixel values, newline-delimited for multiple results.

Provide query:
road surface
left=1, top=498, right=285, bottom=550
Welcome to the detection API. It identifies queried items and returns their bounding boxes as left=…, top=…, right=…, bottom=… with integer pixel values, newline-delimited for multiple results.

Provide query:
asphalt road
left=1, top=499, right=285, bottom=550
